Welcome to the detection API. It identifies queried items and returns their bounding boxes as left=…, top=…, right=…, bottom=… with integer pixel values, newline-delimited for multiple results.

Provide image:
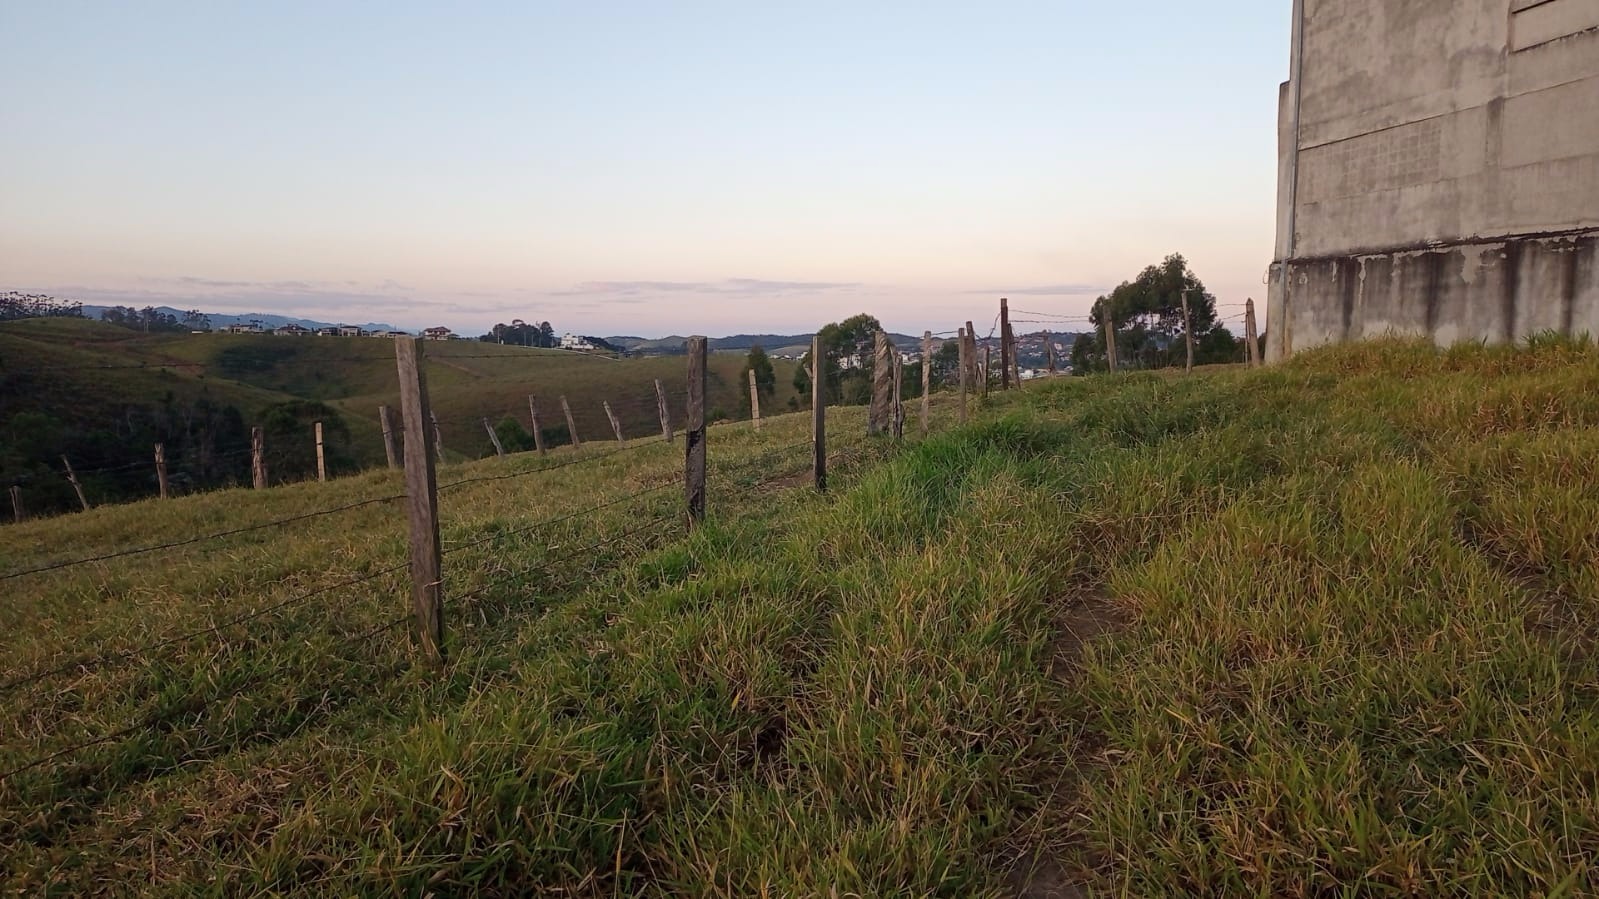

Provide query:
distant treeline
left=1, top=292, right=84, bottom=322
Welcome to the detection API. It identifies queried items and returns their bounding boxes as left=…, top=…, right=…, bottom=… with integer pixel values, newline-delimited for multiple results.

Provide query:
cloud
left=551, top=278, right=863, bottom=298
left=961, top=283, right=1108, bottom=296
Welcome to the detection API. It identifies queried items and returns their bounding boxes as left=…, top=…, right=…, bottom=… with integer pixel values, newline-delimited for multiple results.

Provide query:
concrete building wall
left=1267, top=0, right=1599, bottom=360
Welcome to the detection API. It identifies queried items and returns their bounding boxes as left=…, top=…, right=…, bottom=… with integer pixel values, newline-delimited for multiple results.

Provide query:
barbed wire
left=441, top=478, right=680, bottom=555
left=454, top=512, right=679, bottom=604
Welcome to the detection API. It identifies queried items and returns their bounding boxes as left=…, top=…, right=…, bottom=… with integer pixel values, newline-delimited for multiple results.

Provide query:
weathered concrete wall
left=1268, top=0, right=1599, bottom=360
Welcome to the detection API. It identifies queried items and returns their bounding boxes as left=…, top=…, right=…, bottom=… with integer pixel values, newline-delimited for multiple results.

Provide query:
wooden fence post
left=1181, top=290, right=1195, bottom=374
left=869, top=331, right=893, bottom=435
left=748, top=369, right=762, bottom=431
left=891, top=349, right=904, bottom=440
left=430, top=410, right=444, bottom=462
left=921, top=331, right=933, bottom=435
left=250, top=430, right=267, bottom=489
left=604, top=401, right=626, bottom=443
left=527, top=396, right=548, bottom=454
left=154, top=443, right=170, bottom=499
left=964, top=320, right=978, bottom=392
left=482, top=417, right=505, bottom=457
left=655, top=379, right=674, bottom=442
left=982, top=345, right=992, bottom=398
left=394, top=337, right=445, bottom=665
left=379, top=405, right=400, bottom=469
left=1000, top=298, right=1012, bottom=390
left=812, top=334, right=827, bottom=492
left=685, top=337, right=707, bottom=526
left=1245, top=298, right=1261, bottom=366
left=10, top=485, right=24, bottom=522
left=1007, top=320, right=1021, bottom=386
left=1046, top=331, right=1057, bottom=373
left=315, top=421, right=327, bottom=480
left=957, top=326, right=970, bottom=423
left=1103, top=315, right=1119, bottom=373
left=561, top=396, right=581, bottom=448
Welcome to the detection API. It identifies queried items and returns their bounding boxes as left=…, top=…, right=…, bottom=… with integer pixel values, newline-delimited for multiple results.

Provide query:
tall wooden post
left=1245, top=298, right=1260, bottom=366
left=982, top=345, right=992, bottom=398
left=812, top=334, right=827, bottom=492
left=482, top=417, right=506, bottom=456
left=964, top=320, right=978, bottom=391
left=869, top=331, right=894, bottom=435
left=1181, top=290, right=1195, bottom=374
left=429, top=410, right=444, bottom=462
left=956, top=327, right=970, bottom=423
left=561, top=396, right=581, bottom=448
left=1103, top=314, right=1119, bottom=373
left=654, top=379, right=674, bottom=442
left=250, top=429, right=267, bottom=489
left=685, top=337, right=707, bottom=526
left=379, top=405, right=401, bottom=469
left=527, top=396, right=548, bottom=454
left=921, top=331, right=933, bottom=435
left=1046, top=331, right=1057, bottom=374
left=891, top=350, right=904, bottom=440
left=154, top=443, right=170, bottom=499
left=604, top=401, right=626, bottom=443
left=748, top=369, right=762, bottom=431
left=1006, top=320, right=1020, bottom=386
left=394, top=337, right=445, bottom=665
left=315, top=421, right=327, bottom=480
left=8, top=485, right=22, bottom=523
left=1000, top=298, right=1012, bottom=390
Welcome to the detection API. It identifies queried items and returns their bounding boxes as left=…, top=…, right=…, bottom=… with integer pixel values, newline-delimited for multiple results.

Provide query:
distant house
left=374, top=329, right=411, bottom=339
left=560, top=333, right=596, bottom=351
left=274, top=323, right=310, bottom=337
left=225, top=322, right=263, bottom=334
left=337, top=325, right=366, bottom=338
left=422, top=326, right=454, bottom=341
left=314, top=326, right=340, bottom=337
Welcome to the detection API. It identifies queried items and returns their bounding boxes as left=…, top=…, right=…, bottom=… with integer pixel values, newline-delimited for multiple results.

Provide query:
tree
left=1080, top=253, right=1220, bottom=372
left=795, top=313, right=884, bottom=406
left=742, top=345, right=776, bottom=398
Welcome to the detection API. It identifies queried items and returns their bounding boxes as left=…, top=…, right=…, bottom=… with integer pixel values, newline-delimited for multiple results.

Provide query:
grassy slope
left=3, top=339, right=1596, bottom=895
left=0, top=320, right=800, bottom=469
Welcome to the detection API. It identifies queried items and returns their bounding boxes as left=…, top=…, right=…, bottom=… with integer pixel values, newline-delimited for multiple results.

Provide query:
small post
left=561, top=396, right=581, bottom=448
left=1181, top=290, right=1195, bottom=374
left=1006, top=320, right=1021, bottom=386
left=1000, top=297, right=1012, bottom=390
left=604, top=401, right=626, bottom=443
left=654, top=379, right=674, bottom=442
left=1103, top=314, right=1119, bottom=373
left=430, top=410, right=444, bottom=462
left=1046, top=331, right=1057, bottom=374
left=315, top=421, right=327, bottom=480
left=812, top=334, right=827, bottom=492
left=10, top=485, right=24, bottom=522
left=250, top=428, right=267, bottom=489
left=154, top=443, right=170, bottom=499
left=891, top=349, right=904, bottom=440
left=921, top=330, right=933, bottom=435
left=1245, top=298, right=1261, bottom=367
left=482, top=417, right=505, bottom=457
left=747, top=368, right=762, bottom=431
left=869, top=331, right=894, bottom=435
left=394, top=337, right=445, bottom=665
left=964, top=320, right=979, bottom=391
left=379, top=405, right=400, bottom=469
left=957, top=327, right=970, bottom=423
left=685, top=337, right=707, bottom=526
left=527, top=396, right=548, bottom=455
left=982, top=345, right=992, bottom=398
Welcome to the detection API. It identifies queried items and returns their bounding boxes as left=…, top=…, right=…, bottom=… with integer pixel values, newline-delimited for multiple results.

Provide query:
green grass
left=3, top=338, right=1597, bottom=895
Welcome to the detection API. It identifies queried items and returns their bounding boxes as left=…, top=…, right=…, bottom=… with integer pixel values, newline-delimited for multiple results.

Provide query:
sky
left=1, top=1, right=1292, bottom=338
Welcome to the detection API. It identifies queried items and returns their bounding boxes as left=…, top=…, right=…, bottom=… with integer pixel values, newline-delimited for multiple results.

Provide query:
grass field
left=3, top=338, right=1597, bottom=896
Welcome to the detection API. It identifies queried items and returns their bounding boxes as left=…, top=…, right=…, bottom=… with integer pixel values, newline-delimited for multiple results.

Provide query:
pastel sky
left=1, top=1, right=1290, bottom=337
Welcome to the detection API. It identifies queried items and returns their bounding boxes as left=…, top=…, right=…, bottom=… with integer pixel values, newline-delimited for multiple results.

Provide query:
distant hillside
left=611, top=332, right=925, bottom=356
left=81, top=305, right=400, bottom=333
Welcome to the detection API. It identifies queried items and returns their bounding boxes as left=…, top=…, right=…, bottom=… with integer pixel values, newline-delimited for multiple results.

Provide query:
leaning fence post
left=655, top=379, right=674, bottom=442
left=482, top=417, right=506, bottom=457
left=604, top=401, right=626, bottom=444
left=429, top=411, right=444, bottom=462
left=58, top=456, right=90, bottom=511
left=748, top=369, right=762, bottom=431
left=315, top=421, right=328, bottom=480
left=249, top=429, right=267, bottom=489
left=1245, top=298, right=1261, bottom=367
left=561, top=396, right=582, bottom=448
left=155, top=443, right=170, bottom=499
left=379, top=405, right=401, bottom=469
left=527, top=395, right=548, bottom=455
left=1181, top=290, right=1195, bottom=374
left=891, top=349, right=904, bottom=440
left=394, top=336, right=445, bottom=665
left=1000, top=297, right=1012, bottom=390
left=685, top=337, right=707, bottom=526
left=10, top=485, right=24, bottom=522
left=812, top=334, right=827, bottom=492
left=921, top=331, right=933, bottom=435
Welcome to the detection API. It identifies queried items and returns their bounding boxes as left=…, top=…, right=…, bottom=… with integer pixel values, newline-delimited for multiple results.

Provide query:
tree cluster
left=479, top=319, right=556, bottom=347
left=1071, top=253, right=1244, bottom=373
left=0, top=292, right=84, bottom=322
left=99, top=306, right=205, bottom=333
